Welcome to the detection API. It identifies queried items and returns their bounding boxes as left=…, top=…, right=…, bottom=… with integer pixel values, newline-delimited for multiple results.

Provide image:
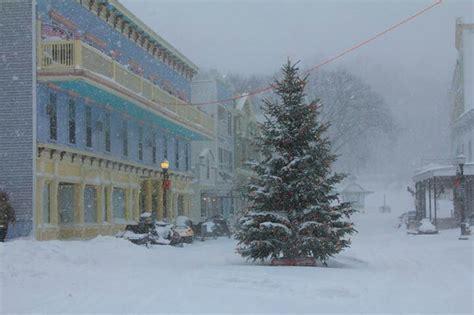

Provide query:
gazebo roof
left=340, top=182, right=373, bottom=195
left=412, top=162, right=474, bottom=182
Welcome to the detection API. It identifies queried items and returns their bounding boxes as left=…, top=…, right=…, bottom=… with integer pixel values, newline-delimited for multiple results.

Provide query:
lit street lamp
left=161, top=159, right=170, bottom=220
left=455, top=153, right=470, bottom=240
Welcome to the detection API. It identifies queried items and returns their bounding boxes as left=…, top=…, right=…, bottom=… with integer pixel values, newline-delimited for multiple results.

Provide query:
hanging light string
left=184, top=0, right=443, bottom=107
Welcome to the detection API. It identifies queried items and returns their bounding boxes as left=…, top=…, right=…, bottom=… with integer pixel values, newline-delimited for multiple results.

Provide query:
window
left=105, top=113, right=111, bottom=152
left=185, top=143, right=189, bottom=171
left=138, top=126, right=143, bottom=161
left=227, top=111, right=232, bottom=135
left=206, top=157, right=210, bottom=179
left=201, top=193, right=208, bottom=217
left=218, top=106, right=226, bottom=121
left=469, top=140, right=472, bottom=162
left=43, top=183, right=50, bottom=224
left=58, top=183, right=75, bottom=225
left=113, top=187, right=126, bottom=222
left=84, top=186, right=97, bottom=223
left=47, top=93, right=57, bottom=140
left=152, top=132, right=157, bottom=164
left=178, top=195, right=185, bottom=216
left=122, top=120, right=128, bottom=156
left=85, top=106, right=92, bottom=148
left=175, top=139, right=180, bottom=169
left=102, top=187, right=108, bottom=223
left=68, top=99, right=76, bottom=144
left=163, top=136, right=168, bottom=159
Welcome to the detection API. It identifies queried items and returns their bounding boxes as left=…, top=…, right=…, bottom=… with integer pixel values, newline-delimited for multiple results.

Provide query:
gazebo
left=339, top=180, right=373, bottom=211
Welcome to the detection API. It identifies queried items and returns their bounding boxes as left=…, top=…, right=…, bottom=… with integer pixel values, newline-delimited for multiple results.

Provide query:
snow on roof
left=199, top=148, right=214, bottom=159
left=412, top=162, right=474, bottom=182
left=340, top=182, right=372, bottom=194
left=236, top=93, right=250, bottom=111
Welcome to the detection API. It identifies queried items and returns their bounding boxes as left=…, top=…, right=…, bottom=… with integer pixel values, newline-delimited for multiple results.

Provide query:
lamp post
left=160, top=159, right=170, bottom=220
left=455, top=154, right=470, bottom=239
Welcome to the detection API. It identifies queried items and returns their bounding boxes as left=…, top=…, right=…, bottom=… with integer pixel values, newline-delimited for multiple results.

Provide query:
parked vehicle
left=117, top=213, right=183, bottom=247
left=196, top=215, right=232, bottom=241
left=211, top=215, right=232, bottom=238
left=174, top=216, right=194, bottom=243
left=416, top=218, right=438, bottom=234
left=398, top=211, right=417, bottom=228
left=154, top=221, right=183, bottom=246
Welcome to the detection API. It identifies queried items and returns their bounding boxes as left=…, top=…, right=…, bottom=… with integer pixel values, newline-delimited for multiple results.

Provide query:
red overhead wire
left=184, top=0, right=442, bottom=107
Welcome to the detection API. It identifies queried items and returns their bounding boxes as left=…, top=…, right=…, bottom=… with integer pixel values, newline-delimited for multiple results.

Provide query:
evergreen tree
left=235, top=61, right=356, bottom=264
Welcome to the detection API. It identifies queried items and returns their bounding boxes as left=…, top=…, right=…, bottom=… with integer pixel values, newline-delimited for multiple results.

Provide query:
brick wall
left=0, top=0, right=35, bottom=238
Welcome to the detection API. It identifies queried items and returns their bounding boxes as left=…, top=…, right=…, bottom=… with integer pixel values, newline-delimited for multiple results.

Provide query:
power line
left=185, top=0, right=443, bottom=107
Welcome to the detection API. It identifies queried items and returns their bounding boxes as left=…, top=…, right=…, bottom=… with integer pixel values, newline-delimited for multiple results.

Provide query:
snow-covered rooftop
left=412, top=162, right=474, bottom=182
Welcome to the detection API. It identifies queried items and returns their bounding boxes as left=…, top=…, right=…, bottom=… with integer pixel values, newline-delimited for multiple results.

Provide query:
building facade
left=412, top=18, right=473, bottom=228
left=451, top=18, right=474, bottom=163
left=0, top=0, right=214, bottom=240
left=190, top=78, right=235, bottom=222
left=233, top=94, right=260, bottom=218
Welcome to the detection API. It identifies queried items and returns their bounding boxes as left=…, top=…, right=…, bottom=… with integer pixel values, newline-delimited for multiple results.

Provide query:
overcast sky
left=121, top=0, right=473, bottom=175
left=121, top=0, right=472, bottom=76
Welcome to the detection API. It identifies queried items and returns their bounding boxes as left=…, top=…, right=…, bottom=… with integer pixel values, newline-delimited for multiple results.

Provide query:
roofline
left=109, top=0, right=199, bottom=72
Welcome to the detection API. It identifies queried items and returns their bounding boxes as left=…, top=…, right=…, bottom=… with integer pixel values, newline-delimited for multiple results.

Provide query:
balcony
left=38, top=40, right=214, bottom=137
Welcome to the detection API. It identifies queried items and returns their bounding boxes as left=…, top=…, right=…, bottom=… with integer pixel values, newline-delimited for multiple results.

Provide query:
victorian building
left=233, top=93, right=260, bottom=218
left=0, top=0, right=214, bottom=240
left=190, top=78, right=235, bottom=222
left=412, top=18, right=473, bottom=228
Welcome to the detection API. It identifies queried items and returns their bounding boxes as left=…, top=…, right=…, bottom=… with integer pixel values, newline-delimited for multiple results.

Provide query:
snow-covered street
left=1, top=186, right=472, bottom=314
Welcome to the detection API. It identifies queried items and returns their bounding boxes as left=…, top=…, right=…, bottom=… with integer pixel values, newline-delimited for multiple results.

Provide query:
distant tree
left=235, top=61, right=356, bottom=263
left=224, top=68, right=397, bottom=173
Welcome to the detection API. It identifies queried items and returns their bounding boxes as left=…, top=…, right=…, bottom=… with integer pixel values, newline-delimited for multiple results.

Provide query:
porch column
left=105, top=185, right=113, bottom=223
left=186, top=194, right=192, bottom=217
left=145, top=179, right=152, bottom=213
left=428, top=179, right=432, bottom=221
left=134, top=188, right=140, bottom=221
left=96, top=185, right=104, bottom=223
left=170, top=192, right=176, bottom=220
left=50, top=180, right=59, bottom=225
left=75, top=183, right=85, bottom=224
left=124, top=187, right=131, bottom=221
left=36, top=179, right=45, bottom=227
left=433, top=177, right=438, bottom=226
left=157, top=180, right=163, bottom=221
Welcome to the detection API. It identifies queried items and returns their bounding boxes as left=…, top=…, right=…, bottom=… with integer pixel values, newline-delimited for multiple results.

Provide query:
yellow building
left=0, top=0, right=213, bottom=240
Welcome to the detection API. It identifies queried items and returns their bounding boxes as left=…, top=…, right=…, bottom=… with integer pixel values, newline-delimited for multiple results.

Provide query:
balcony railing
left=38, top=40, right=214, bottom=135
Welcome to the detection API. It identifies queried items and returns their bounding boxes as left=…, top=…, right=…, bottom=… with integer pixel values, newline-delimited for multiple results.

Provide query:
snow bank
left=1, top=186, right=472, bottom=314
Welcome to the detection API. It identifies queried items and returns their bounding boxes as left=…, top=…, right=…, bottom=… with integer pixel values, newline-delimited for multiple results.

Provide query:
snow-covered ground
left=1, top=184, right=473, bottom=314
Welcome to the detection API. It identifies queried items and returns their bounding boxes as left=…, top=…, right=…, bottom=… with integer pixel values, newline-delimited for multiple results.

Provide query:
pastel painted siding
left=36, top=84, right=191, bottom=172
left=0, top=0, right=35, bottom=238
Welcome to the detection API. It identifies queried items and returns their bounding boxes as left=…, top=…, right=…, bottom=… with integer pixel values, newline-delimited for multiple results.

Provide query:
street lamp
left=161, top=159, right=170, bottom=220
left=455, top=153, right=470, bottom=239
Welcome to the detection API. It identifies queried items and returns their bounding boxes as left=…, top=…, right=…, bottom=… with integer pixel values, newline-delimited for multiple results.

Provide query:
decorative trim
left=49, top=10, right=77, bottom=31
left=84, top=32, right=107, bottom=50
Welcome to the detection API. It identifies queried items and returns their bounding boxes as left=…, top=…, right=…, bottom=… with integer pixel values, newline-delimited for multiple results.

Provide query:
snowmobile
left=117, top=213, right=183, bottom=247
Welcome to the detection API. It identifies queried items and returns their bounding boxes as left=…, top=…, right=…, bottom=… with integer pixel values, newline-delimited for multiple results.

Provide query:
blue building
left=0, top=0, right=214, bottom=240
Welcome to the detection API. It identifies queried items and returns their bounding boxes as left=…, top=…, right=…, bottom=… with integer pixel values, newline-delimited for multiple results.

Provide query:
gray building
left=190, top=78, right=236, bottom=222
left=0, top=0, right=36, bottom=238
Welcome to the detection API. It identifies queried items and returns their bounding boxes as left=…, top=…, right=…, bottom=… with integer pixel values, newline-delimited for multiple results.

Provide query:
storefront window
left=43, top=183, right=50, bottom=224
left=58, top=183, right=75, bottom=225
left=113, top=187, right=126, bottom=222
left=84, top=186, right=97, bottom=223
